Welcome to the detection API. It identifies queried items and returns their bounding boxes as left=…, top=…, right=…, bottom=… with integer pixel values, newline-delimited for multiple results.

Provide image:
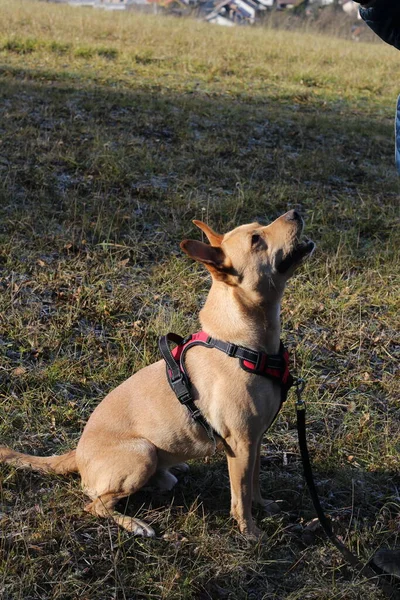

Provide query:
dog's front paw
left=258, top=498, right=280, bottom=515
left=235, top=517, right=263, bottom=541
left=240, top=522, right=263, bottom=541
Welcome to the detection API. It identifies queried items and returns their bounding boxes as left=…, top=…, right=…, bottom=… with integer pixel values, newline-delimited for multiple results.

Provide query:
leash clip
left=294, top=377, right=306, bottom=409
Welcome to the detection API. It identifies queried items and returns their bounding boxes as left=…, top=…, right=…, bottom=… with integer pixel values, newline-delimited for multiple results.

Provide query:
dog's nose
left=284, top=209, right=302, bottom=222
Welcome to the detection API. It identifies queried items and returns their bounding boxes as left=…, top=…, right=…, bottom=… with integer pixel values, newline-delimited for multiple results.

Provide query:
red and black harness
left=159, top=332, right=398, bottom=595
left=158, top=331, right=294, bottom=441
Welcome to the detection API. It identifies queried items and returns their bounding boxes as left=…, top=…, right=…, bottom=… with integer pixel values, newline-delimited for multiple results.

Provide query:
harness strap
left=159, top=331, right=294, bottom=440
left=158, top=333, right=216, bottom=440
left=181, top=332, right=291, bottom=401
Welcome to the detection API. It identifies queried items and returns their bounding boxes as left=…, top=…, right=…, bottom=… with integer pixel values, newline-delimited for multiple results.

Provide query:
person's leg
left=395, top=94, right=400, bottom=173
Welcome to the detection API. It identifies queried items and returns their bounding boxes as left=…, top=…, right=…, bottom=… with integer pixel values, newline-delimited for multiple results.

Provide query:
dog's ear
left=192, top=220, right=223, bottom=247
left=180, top=239, right=225, bottom=267
left=181, top=240, right=235, bottom=283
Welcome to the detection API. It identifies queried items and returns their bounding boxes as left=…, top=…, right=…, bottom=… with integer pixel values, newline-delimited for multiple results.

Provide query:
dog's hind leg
left=81, top=438, right=157, bottom=537
left=146, top=461, right=190, bottom=492
left=147, top=468, right=178, bottom=492
left=170, top=462, right=190, bottom=474
left=373, top=548, right=400, bottom=578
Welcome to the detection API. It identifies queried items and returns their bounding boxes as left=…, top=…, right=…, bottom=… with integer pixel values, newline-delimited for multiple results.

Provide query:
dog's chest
left=186, top=348, right=281, bottom=434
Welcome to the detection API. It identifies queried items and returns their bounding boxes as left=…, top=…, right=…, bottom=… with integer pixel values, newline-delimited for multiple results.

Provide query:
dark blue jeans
left=396, top=95, right=400, bottom=172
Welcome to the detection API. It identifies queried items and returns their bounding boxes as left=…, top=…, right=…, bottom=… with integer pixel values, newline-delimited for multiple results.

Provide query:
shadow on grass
left=0, top=63, right=398, bottom=240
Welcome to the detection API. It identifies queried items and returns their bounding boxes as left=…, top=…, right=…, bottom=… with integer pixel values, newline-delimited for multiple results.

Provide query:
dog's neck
left=199, top=281, right=282, bottom=354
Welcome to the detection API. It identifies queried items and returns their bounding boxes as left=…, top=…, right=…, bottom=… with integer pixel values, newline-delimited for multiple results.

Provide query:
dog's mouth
left=276, top=238, right=315, bottom=274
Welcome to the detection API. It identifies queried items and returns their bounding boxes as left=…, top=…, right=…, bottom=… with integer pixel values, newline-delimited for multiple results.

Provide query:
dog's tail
left=0, top=446, right=78, bottom=475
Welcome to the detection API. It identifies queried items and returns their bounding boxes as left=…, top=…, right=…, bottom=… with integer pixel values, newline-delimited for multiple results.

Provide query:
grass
left=0, top=1, right=399, bottom=598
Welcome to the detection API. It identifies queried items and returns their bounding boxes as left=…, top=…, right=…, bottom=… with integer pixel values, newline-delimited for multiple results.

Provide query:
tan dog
left=0, top=210, right=314, bottom=539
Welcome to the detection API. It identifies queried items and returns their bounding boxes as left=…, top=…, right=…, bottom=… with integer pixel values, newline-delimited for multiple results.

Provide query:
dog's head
left=180, top=210, right=315, bottom=300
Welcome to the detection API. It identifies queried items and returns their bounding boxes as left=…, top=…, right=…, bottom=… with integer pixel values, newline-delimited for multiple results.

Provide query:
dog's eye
left=251, top=234, right=261, bottom=246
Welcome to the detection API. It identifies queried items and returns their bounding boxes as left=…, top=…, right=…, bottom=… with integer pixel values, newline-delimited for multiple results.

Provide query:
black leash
left=295, top=379, right=399, bottom=599
left=160, top=330, right=397, bottom=596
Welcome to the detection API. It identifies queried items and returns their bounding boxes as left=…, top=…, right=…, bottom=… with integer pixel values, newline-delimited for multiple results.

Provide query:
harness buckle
left=227, top=343, right=237, bottom=357
left=170, top=372, right=192, bottom=404
left=179, top=392, right=192, bottom=404
left=170, top=372, right=182, bottom=384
